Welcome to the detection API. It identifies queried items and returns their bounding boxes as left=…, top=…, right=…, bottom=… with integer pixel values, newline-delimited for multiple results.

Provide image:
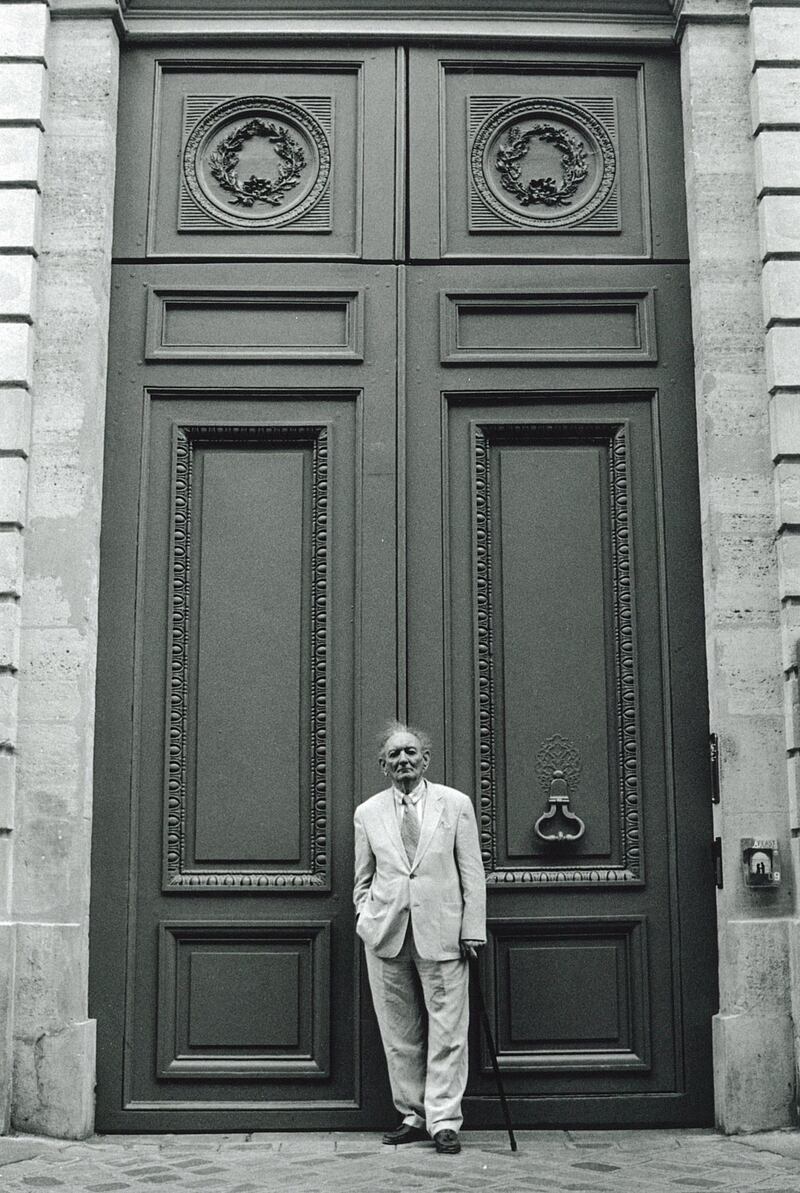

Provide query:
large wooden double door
left=91, top=40, right=717, bottom=1130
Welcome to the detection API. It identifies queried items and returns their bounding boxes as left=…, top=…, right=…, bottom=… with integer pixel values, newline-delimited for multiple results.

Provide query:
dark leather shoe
left=382, top=1123, right=428, bottom=1145
left=433, top=1129, right=461, bottom=1154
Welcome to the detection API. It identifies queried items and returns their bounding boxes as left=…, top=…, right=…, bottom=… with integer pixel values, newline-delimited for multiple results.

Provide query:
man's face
left=382, top=731, right=430, bottom=792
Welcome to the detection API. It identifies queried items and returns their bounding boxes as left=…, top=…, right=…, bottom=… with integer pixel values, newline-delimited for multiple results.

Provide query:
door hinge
left=709, top=733, right=720, bottom=804
left=712, top=836, right=723, bottom=889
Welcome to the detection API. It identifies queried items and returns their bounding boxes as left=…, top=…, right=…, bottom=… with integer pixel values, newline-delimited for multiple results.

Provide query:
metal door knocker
left=534, top=735, right=586, bottom=844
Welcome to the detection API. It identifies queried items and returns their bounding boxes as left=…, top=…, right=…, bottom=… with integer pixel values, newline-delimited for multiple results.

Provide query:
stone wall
left=680, top=0, right=800, bottom=1132
left=0, top=1, right=119, bottom=1139
left=0, top=0, right=48, bottom=1136
left=752, top=1, right=800, bottom=1133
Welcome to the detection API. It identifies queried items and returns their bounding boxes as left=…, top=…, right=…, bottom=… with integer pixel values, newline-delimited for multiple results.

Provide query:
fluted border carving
left=474, top=422, right=641, bottom=886
left=165, top=423, right=329, bottom=891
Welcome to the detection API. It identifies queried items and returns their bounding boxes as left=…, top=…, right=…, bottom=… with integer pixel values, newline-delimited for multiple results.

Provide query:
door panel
left=405, top=264, right=716, bottom=1123
left=91, top=263, right=398, bottom=1128
left=408, top=46, right=686, bottom=260
left=113, top=45, right=400, bottom=260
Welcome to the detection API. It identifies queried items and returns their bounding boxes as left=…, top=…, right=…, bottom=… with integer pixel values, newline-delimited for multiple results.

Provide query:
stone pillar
left=680, top=1, right=797, bottom=1132
left=0, top=0, right=49, bottom=1136
left=751, top=2, right=800, bottom=1130
left=5, top=4, right=120, bottom=1139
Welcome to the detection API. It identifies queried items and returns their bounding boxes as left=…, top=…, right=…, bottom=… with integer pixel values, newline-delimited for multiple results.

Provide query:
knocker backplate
left=469, top=96, right=618, bottom=233
left=182, top=95, right=332, bottom=232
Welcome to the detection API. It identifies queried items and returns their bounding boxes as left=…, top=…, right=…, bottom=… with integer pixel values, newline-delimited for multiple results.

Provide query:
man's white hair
left=377, top=720, right=432, bottom=759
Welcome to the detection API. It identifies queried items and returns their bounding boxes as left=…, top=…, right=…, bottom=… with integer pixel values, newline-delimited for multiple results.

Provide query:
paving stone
left=572, top=1158, right=623, bottom=1169
left=0, top=1131, right=797, bottom=1192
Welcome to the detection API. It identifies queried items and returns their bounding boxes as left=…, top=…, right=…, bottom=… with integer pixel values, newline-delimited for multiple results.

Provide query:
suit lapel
left=377, top=789, right=408, bottom=869
left=412, top=784, right=444, bottom=871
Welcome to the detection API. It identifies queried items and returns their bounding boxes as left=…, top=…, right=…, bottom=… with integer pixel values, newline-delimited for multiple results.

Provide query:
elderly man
left=353, top=722, right=486, bottom=1154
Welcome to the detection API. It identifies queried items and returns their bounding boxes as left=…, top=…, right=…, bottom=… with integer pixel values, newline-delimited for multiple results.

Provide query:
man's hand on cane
left=460, top=939, right=485, bottom=960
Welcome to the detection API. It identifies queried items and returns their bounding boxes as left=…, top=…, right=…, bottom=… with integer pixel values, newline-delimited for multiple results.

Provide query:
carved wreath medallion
left=496, top=123, right=588, bottom=208
left=470, top=98, right=616, bottom=231
left=208, top=119, right=307, bottom=208
left=183, top=96, right=331, bottom=230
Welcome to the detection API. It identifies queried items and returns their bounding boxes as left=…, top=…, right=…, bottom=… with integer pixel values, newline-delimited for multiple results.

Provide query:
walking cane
left=469, top=954, right=518, bottom=1152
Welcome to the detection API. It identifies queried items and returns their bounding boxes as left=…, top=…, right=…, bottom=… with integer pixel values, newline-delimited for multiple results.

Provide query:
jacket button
left=409, top=873, right=416, bottom=879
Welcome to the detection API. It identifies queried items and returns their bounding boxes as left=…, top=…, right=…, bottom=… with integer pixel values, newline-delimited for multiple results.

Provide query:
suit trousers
left=365, top=925, right=470, bottom=1136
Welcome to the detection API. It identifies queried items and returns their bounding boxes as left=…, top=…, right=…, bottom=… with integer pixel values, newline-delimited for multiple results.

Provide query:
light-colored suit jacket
left=353, top=781, right=487, bottom=960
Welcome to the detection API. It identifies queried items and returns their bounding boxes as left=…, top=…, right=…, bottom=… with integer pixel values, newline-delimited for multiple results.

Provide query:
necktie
left=400, top=795, right=420, bottom=865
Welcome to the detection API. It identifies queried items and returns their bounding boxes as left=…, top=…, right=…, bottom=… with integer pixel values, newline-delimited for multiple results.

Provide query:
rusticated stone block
left=0, top=63, right=46, bottom=124
left=0, top=4, right=48, bottom=61
left=751, top=67, right=800, bottom=130
left=0, top=390, right=32, bottom=457
left=0, top=458, right=27, bottom=527
left=0, top=600, right=21, bottom=672
left=717, top=915, right=791, bottom=1015
left=0, top=923, right=15, bottom=1134
left=785, top=670, right=800, bottom=751
left=13, top=923, right=87, bottom=1038
left=781, top=597, right=800, bottom=675
left=776, top=454, right=800, bottom=523
left=12, top=1018, right=95, bottom=1139
left=0, top=673, right=18, bottom=747
left=0, top=324, right=32, bottom=389
left=755, top=130, right=800, bottom=193
left=775, top=458, right=800, bottom=529
left=787, top=750, right=800, bottom=829
left=0, top=531, right=23, bottom=598
left=10, top=810, right=90, bottom=922
left=709, top=718, right=786, bottom=824
left=0, top=750, right=16, bottom=831
left=766, top=325, right=800, bottom=391
left=751, top=7, right=800, bottom=63
left=762, top=259, right=800, bottom=326
left=769, top=391, right=800, bottom=460
left=0, top=128, right=42, bottom=187
left=777, top=529, right=800, bottom=599
left=0, top=256, right=36, bottom=323
left=714, top=1010, right=795, bottom=1132
left=759, top=195, right=800, bottom=259
left=0, top=190, right=39, bottom=253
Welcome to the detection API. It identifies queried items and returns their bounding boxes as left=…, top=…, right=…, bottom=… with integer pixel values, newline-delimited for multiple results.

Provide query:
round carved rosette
left=471, top=98, right=616, bottom=230
left=183, top=96, right=331, bottom=230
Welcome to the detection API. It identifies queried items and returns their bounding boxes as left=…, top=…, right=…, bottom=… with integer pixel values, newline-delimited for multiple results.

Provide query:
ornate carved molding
left=496, top=124, right=589, bottom=208
left=124, top=15, right=679, bottom=44
left=473, top=422, right=642, bottom=886
left=208, top=119, right=307, bottom=208
left=182, top=95, right=332, bottom=232
left=469, top=96, right=618, bottom=233
left=165, top=423, right=329, bottom=891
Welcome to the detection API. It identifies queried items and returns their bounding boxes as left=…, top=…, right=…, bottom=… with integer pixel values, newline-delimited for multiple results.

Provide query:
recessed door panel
left=408, top=47, right=686, bottom=260
left=114, top=46, right=399, bottom=260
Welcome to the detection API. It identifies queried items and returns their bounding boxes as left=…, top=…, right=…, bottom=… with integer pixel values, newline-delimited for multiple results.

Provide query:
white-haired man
left=353, top=722, right=486, bottom=1154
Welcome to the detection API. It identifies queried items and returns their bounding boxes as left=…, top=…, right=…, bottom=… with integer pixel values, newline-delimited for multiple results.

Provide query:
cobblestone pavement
left=0, top=1130, right=799, bottom=1193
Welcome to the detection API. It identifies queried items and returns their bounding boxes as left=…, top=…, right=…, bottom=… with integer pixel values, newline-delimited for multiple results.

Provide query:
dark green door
left=91, top=38, right=716, bottom=1131
left=405, top=265, right=716, bottom=1125
left=91, top=262, right=401, bottom=1129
